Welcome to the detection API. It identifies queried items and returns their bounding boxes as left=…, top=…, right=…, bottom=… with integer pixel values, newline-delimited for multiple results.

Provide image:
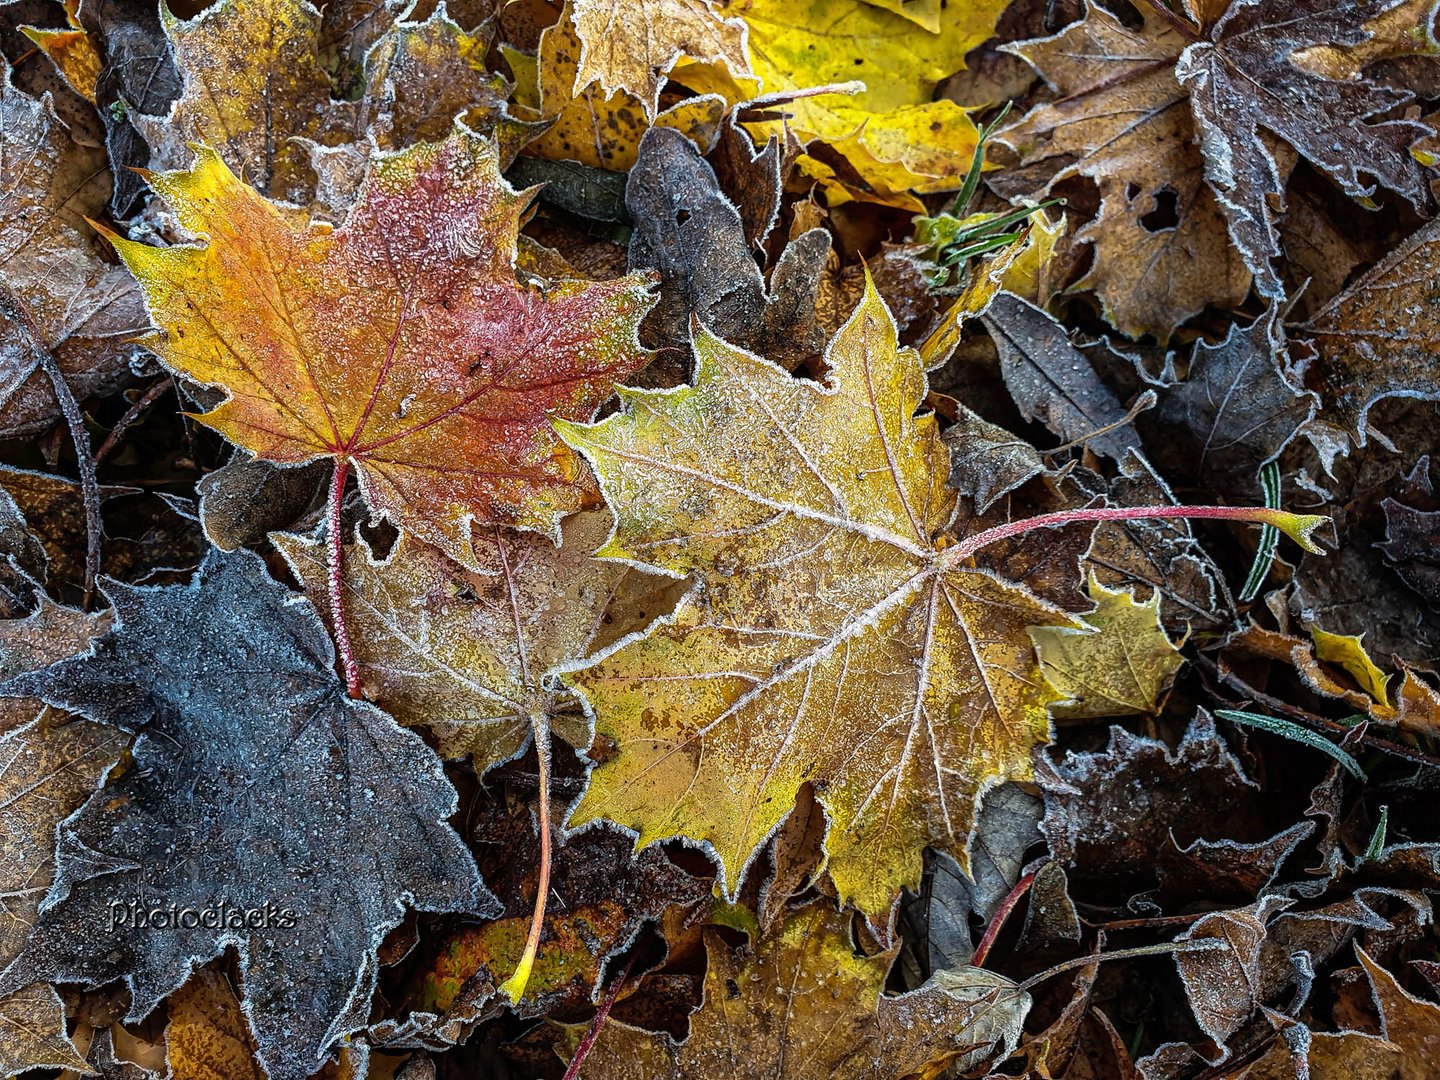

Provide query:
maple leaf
left=273, top=511, right=672, bottom=776
left=569, top=0, right=749, bottom=117
left=0, top=548, right=492, bottom=1080
left=1302, top=216, right=1440, bottom=448
left=564, top=903, right=1031, bottom=1078
left=1003, top=0, right=1434, bottom=334
left=1030, top=575, right=1184, bottom=719
left=105, top=130, right=655, bottom=568
left=506, top=3, right=728, bottom=173
left=0, top=57, right=143, bottom=440
left=999, top=4, right=1251, bottom=338
left=1177, top=0, right=1434, bottom=299
left=555, top=284, right=1079, bottom=919
left=713, top=0, right=1009, bottom=206
left=132, top=0, right=342, bottom=202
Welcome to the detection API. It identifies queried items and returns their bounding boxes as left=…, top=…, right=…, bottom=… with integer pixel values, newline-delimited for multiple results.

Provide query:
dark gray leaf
left=197, top=456, right=327, bottom=553
left=943, top=404, right=1044, bottom=513
left=78, top=0, right=183, bottom=217
left=1378, top=456, right=1440, bottom=608
left=983, top=293, right=1142, bottom=460
left=626, top=126, right=765, bottom=349
left=0, top=547, right=492, bottom=1080
left=1143, top=307, right=1316, bottom=499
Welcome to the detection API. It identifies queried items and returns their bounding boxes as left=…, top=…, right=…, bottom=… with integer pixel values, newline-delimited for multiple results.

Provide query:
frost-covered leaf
left=0, top=712, right=125, bottom=1076
left=1302, top=217, right=1440, bottom=448
left=557, top=284, right=1078, bottom=919
left=0, top=56, right=142, bottom=439
left=563, top=902, right=1030, bottom=1079
left=106, top=131, right=654, bottom=568
left=999, top=3, right=1250, bottom=338
left=1177, top=0, right=1434, bottom=299
left=0, top=547, right=492, bottom=1080
left=508, top=3, right=728, bottom=173
left=274, top=511, right=672, bottom=776
left=982, top=293, right=1142, bottom=461
left=1143, top=306, right=1317, bottom=500
left=1031, top=574, right=1184, bottom=720
left=570, top=0, right=748, bottom=117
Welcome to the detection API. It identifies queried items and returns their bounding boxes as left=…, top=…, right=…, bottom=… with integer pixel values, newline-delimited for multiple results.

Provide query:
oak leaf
left=556, top=284, right=1079, bottom=919
left=106, top=131, right=655, bottom=568
left=569, top=0, right=749, bottom=117
left=1030, top=575, right=1184, bottom=720
left=273, top=511, right=674, bottom=776
left=565, top=903, right=1031, bottom=1078
left=0, top=548, right=492, bottom=1080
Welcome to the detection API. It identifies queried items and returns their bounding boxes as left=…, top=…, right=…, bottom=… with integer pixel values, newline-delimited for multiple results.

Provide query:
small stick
left=94, top=377, right=174, bottom=465
left=1018, top=939, right=1224, bottom=992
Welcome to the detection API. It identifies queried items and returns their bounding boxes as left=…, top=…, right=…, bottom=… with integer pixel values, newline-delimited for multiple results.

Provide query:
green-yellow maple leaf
left=554, top=283, right=1080, bottom=919
left=1030, top=574, right=1184, bottom=719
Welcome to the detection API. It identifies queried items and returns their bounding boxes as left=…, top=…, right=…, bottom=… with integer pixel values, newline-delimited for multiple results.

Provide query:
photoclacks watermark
left=107, top=899, right=298, bottom=933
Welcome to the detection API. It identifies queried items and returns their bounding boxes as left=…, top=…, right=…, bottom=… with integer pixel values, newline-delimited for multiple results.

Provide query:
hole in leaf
left=676, top=209, right=691, bottom=225
left=1140, top=187, right=1179, bottom=232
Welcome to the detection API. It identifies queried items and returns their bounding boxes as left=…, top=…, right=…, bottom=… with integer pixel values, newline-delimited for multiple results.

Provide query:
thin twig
left=563, top=951, right=638, bottom=1080
left=94, top=377, right=174, bottom=464
left=1195, top=654, right=1440, bottom=768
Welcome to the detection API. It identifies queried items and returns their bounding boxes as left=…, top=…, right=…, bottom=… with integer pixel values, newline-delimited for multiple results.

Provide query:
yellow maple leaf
left=704, top=0, right=1008, bottom=206
left=554, top=283, right=1079, bottom=919
left=508, top=3, right=728, bottom=172
left=570, top=0, right=749, bottom=117
left=563, top=903, right=1031, bottom=1078
left=1030, top=575, right=1185, bottom=719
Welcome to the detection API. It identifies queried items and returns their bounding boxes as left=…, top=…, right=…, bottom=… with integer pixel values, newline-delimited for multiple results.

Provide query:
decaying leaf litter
left=0, top=0, right=1438, bottom=1075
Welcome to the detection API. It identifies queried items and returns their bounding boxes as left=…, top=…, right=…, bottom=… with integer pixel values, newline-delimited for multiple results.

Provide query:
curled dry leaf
left=557, top=283, right=1079, bottom=919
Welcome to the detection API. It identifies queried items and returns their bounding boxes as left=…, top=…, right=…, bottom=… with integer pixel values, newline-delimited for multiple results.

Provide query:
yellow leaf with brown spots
left=555, top=283, right=1078, bottom=920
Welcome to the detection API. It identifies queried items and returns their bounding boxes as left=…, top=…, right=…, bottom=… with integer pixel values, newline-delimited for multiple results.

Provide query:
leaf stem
left=971, top=868, right=1036, bottom=968
left=1017, top=939, right=1224, bottom=992
left=327, top=459, right=360, bottom=697
left=562, top=950, right=637, bottom=1080
left=947, top=504, right=1327, bottom=565
left=500, top=713, right=553, bottom=1004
